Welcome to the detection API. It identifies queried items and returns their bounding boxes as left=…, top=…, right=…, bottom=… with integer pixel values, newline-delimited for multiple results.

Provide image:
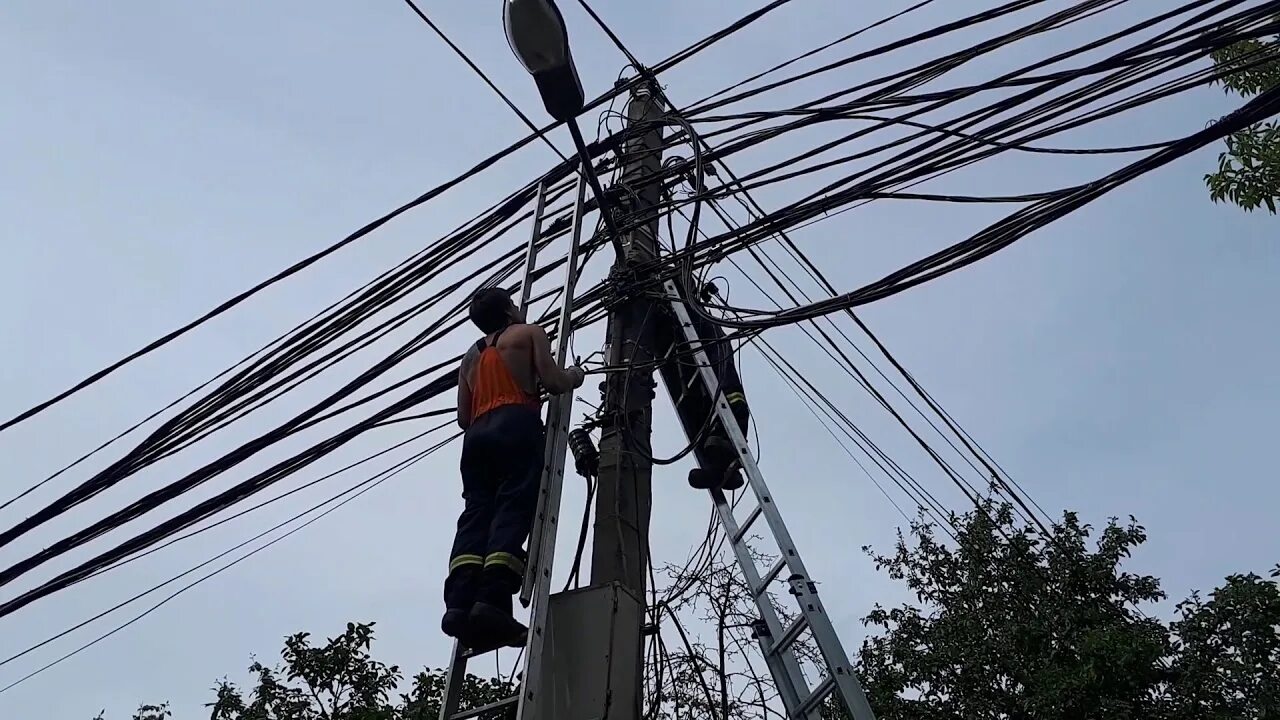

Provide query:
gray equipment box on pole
left=536, top=582, right=643, bottom=720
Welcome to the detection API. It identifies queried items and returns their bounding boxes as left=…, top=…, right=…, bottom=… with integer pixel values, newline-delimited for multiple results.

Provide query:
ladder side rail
left=709, top=486, right=810, bottom=717
left=665, top=281, right=877, bottom=720
left=664, top=279, right=819, bottom=581
left=516, top=180, right=547, bottom=314
left=437, top=639, right=470, bottom=720
left=787, top=574, right=878, bottom=720
left=701, top=369, right=876, bottom=720
left=660, top=282, right=812, bottom=718
left=521, top=170, right=587, bottom=604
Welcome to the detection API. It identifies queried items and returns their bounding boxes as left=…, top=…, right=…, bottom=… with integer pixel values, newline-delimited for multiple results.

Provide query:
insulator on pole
left=568, top=427, right=599, bottom=478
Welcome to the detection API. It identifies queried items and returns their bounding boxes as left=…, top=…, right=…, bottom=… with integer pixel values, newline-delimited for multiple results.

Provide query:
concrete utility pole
left=525, top=85, right=665, bottom=720
left=592, top=85, right=665, bottom=598
left=495, top=10, right=870, bottom=720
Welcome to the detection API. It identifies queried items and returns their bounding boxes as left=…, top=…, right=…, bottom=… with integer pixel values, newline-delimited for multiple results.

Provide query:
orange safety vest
left=469, top=327, right=540, bottom=421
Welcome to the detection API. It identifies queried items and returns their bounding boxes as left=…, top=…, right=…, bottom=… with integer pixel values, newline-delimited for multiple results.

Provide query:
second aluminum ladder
left=661, top=278, right=878, bottom=720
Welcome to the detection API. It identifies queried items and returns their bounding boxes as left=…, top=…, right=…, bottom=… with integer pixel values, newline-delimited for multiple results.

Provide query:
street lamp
left=504, top=0, right=628, bottom=259
left=503, top=0, right=585, bottom=122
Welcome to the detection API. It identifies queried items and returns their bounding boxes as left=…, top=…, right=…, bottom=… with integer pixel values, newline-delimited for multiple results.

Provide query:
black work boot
left=688, top=467, right=717, bottom=490
left=702, top=434, right=737, bottom=467
left=690, top=464, right=745, bottom=491
left=441, top=564, right=481, bottom=647
left=470, top=566, right=527, bottom=650
left=469, top=602, right=528, bottom=650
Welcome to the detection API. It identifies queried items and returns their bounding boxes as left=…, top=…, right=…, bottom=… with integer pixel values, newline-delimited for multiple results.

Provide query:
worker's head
left=468, top=287, right=521, bottom=333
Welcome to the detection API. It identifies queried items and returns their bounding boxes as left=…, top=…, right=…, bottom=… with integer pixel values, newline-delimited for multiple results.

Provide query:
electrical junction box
left=535, top=581, right=643, bottom=720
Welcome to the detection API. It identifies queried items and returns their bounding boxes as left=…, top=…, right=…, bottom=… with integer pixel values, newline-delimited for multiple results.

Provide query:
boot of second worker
left=702, top=434, right=737, bottom=466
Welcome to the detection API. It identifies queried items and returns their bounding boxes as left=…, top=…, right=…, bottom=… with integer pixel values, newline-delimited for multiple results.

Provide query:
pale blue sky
left=1, top=2, right=1277, bottom=718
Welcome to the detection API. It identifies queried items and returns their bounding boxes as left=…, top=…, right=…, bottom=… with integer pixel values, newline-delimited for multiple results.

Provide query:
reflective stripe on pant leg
left=728, top=394, right=750, bottom=436
left=449, top=554, right=484, bottom=573
left=484, top=551, right=526, bottom=576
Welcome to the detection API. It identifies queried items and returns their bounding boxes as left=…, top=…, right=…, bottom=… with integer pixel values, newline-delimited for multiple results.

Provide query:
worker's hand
left=567, top=366, right=586, bottom=390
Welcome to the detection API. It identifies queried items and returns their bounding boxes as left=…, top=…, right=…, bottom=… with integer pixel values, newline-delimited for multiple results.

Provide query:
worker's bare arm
left=456, top=352, right=475, bottom=430
left=528, top=324, right=583, bottom=394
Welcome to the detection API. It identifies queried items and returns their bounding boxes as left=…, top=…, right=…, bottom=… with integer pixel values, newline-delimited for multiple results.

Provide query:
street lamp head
left=503, top=0, right=569, bottom=73
left=503, top=0, right=585, bottom=122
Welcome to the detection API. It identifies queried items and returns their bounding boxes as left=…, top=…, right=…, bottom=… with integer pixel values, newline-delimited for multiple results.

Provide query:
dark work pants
left=660, top=354, right=751, bottom=457
left=445, top=404, right=544, bottom=614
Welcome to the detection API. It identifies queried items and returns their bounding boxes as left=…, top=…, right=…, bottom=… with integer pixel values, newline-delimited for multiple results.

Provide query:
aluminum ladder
left=437, top=174, right=585, bottom=720
left=661, top=278, right=878, bottom=720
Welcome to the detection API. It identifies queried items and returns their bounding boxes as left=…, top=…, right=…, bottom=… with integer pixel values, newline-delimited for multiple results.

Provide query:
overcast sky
left=2, top=1, right=1277, bottom=718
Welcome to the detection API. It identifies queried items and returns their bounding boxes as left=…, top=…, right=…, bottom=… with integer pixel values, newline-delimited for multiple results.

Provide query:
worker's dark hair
left=469, top=287, right=514, bottom=334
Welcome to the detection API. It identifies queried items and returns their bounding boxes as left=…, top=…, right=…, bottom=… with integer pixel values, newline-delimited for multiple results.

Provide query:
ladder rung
left=675, top=388, right=693, bottom=408
left=797, top=675, right=837, bottom=716
left=754, top=557, right=787, bottom=597
left=449, top=694, right=518, bottom=720
left=732, top=505, right=763, bottom=544
left=458, top=643, right=502, bottom=661
left=675, top=370, right=706, bottom=408
left=684, top=369, right=703, bottom=391
left=770, top=615, right=809, bottom=656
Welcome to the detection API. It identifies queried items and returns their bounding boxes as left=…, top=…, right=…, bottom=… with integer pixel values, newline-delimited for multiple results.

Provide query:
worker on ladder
left=444, top=287, right=585, bottom=649
left=659, top=280, right=752, bottom=491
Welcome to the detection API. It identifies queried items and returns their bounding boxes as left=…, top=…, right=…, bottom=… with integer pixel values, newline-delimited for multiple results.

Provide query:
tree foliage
left=1206, top=35, right=1280, bottom=213
left=94, top=704, right=172, bottom=720
left=857, top=501, right=1171, bottom=719
left=1165, top=566, right=1280, bottom=718
left=118, top=621, right=519, bottom=720
left=856, top=499, right=1280, bottom=720
left=99, top=506, right=1278, bottom=720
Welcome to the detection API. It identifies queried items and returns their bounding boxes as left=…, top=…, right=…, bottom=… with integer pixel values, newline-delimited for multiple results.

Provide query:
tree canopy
left=855, top=499, right=1279, bottom=720
left=99, top=503, right=1277, bottom=720
left=1206, top=34, right=1280, bottom=213
left=200, top=622, right=513, bottom=720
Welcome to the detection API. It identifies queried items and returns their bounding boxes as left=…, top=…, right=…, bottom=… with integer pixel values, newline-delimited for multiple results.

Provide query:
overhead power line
left=399, top=0, right=569, bottom=161
left=0, top=431, right=455, bottom=694
left=3, top=0, right=1273, bottom=643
